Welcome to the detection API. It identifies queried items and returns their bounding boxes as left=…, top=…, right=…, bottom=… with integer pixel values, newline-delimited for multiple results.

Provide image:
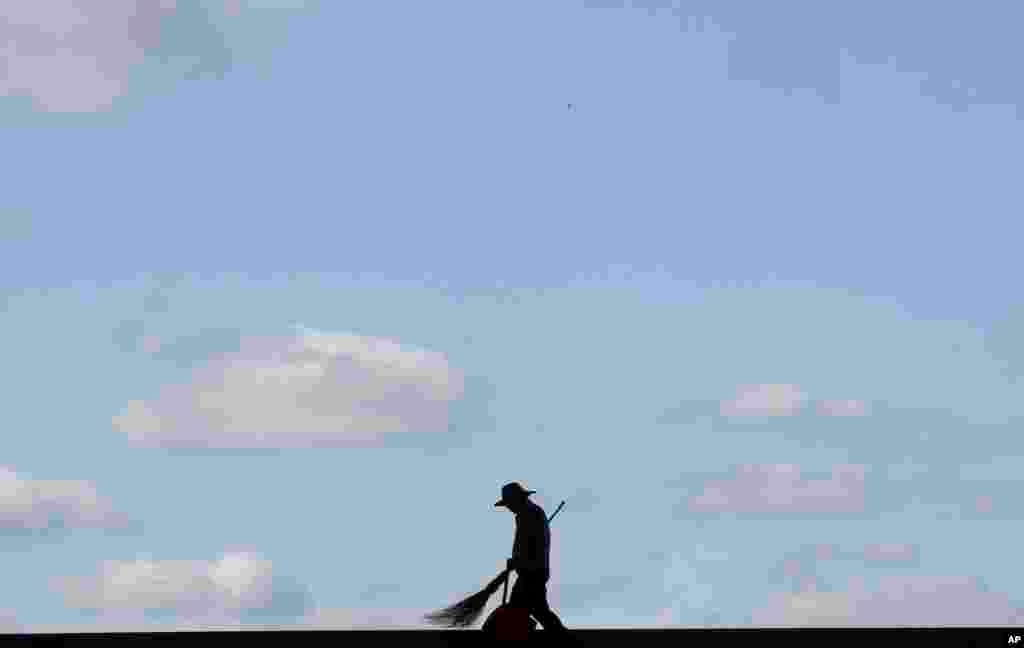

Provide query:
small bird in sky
left=567, top=103, right=574, bottom=111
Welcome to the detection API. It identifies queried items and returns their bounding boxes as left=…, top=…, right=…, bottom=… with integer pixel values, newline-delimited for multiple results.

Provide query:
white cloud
left=0, top=466, right=128, bottom=531
left=32, top=606, right=456, bottom=632
left=112, top=327, right=464, bottom=448
left=753, top=591, right=851, bottom=627
left=52, top=551, right=283, bottom=617
left=720, top=384, right=807, bottom=417
left=0, top=1, right=178, bottom=112
left=0, top=609, right=19, bottom=633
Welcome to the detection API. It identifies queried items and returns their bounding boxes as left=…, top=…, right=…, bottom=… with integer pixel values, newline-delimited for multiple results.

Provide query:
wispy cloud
left=815, top=399, right=868, bottom=417
left=720, top=384, right=807, bottom=418
left=974, top=495, right=995, bottom=514
left=689, top=464, right=866, bottom=514
left=112, top=326, right=464, bottom=449
left=28, top=605, right=460, bottom=632
left=754, top=575, right=1021, bottom=626
left=0, top=1, right=177, bottom=112
left=661, top=545, right=730, bottom=619
left=223, top=0, right=314, bottom=12
left=863, top=543, right=916, bottom=564
left=655, top=544, right=734, bottom=626
left=299, top=606, right=440, bottom=629
left=960, top=457, right=1024, bottom=482
left=719, top=385, right=867, bottom=419
left=566, top=487, right=601, bottom=514
left=887, top=458, right=929, bottom=482
left=0, top=467, right=128, bottom=532
left=23, top=618, right=307, bottom=633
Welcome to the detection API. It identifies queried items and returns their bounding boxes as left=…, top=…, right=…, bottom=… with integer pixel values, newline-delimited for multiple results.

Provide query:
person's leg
left=508, top=573, right=529, bottom=607
left=533, top=599, right=568, bottom=631
left=503, top=577, right=539, bottom=634
left=522, top=577, right=569, bottom=633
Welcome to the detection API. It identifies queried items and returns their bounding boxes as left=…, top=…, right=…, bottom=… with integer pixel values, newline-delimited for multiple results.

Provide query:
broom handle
left=503, top=500, right=565, bottom=606
left=502, top=564, right=510, bottom=604
left=548, top=500, right=565, bottom=523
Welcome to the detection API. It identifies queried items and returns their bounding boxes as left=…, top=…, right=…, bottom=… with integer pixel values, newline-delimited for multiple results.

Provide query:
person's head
left=494, top=482, right=536, bottom=514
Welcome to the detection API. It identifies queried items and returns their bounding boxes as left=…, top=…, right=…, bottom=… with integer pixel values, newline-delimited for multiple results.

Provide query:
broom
left=423, top=568, right=511, bottom=628
left=424, top=500, right=565, bottom=628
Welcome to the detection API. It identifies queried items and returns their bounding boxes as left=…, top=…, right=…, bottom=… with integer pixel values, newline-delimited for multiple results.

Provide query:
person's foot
left=533, top=628, right=582, bottom=644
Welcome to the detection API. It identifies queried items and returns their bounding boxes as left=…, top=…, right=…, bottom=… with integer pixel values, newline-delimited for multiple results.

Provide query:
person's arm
left=508, top=518, right=524, bottom=571
left=511, top=510, right=545, bottom=571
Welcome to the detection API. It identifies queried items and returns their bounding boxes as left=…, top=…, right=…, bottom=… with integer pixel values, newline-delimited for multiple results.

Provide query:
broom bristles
left=423, top=570, right=508, bottom=628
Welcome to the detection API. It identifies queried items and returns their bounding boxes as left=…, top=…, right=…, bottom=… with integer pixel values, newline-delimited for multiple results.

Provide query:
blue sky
left=1, top=0, right=1023, bottom=631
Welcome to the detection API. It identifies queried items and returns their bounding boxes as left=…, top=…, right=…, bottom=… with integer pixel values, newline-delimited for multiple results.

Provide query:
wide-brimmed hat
left=494, top=482, right=536, bottom=507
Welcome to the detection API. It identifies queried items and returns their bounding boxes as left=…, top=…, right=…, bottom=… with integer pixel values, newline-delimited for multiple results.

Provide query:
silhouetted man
left=495, top=482, right=570, bottom=635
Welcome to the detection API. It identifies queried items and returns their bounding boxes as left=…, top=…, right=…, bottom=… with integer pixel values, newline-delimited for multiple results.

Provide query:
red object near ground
left=482, top=604, right=537, bottom=640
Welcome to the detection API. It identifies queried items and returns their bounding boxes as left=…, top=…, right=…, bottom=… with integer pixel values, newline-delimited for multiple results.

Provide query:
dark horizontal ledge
left=11, top=627, right=1021, bottom=648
